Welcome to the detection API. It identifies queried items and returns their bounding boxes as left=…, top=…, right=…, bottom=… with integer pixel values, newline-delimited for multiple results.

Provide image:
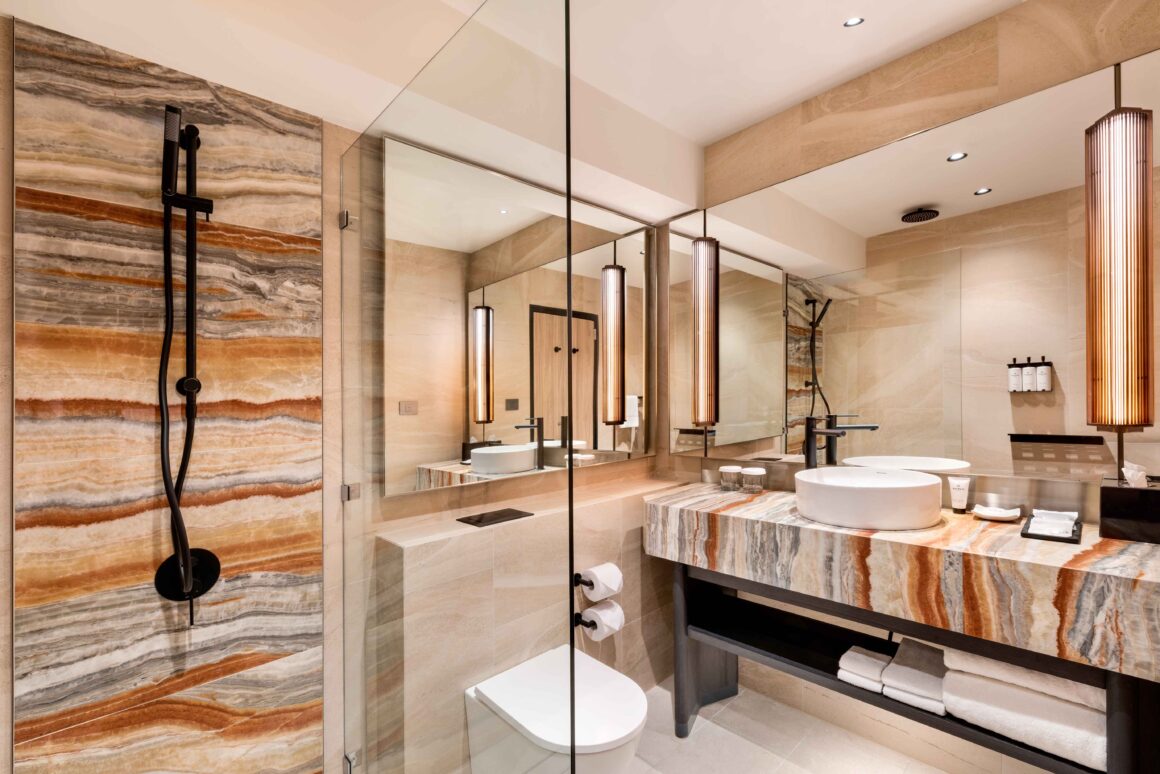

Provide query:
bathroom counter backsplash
left=645, top=483, right=1160, bottom=682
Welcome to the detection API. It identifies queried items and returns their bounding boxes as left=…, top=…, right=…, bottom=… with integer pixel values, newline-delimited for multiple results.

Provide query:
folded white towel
left=837, top=668, right=882, bottom=693
left=838, top=646, right=892, bottom=682
left=944, top=671, right=1106, bottom=771
left=882, top=638, right=947, bottom=701
left=944, top=648, right=1105, bottom=711
left=884, top=685, right=946, bottom=716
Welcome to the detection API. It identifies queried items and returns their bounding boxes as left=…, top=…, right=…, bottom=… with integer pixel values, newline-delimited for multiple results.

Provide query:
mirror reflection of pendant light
left=1085, top=63, right=1153, bottom=479
left=601, top=241, right=626, bottom=425
left=471, top=287, right=495, bottom=425
left=692, top=211, right=720, bottom=429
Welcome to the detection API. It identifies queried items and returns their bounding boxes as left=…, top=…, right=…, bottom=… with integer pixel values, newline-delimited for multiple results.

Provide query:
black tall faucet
left=824, top=414, right=880, bottom=465
left=803, top=414, right=879, bottom=469
left=516, top=417, right=546, bottom=470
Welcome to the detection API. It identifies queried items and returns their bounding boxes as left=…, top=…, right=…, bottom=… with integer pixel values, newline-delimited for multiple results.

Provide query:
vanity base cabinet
left=671, top=564, right=1160, bottom=774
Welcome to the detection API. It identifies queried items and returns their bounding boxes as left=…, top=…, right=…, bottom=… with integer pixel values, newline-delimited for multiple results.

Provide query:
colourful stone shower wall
left=11, top=22, right=323, bottom=771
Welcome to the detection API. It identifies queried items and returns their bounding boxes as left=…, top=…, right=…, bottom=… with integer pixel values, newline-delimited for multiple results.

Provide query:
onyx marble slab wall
left=11, top=22, right=323, bottom=771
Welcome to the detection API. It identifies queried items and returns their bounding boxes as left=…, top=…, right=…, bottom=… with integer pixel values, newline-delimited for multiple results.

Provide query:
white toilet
left=464, top=644, right=648, bottom=774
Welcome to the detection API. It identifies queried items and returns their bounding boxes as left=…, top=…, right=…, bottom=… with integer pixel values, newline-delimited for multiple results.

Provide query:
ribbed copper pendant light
left=601, top=241, right=626, bottom=426
left=471, top=289, right=495, bottom=425
left=1085, top=64, right=1154, bottom=476
left=692, top=211, right=720, bottom=429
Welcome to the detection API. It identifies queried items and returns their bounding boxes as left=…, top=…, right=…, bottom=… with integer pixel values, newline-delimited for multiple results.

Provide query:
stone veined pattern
left=645, top=483, right=1160, bottom=682
left=12, top=21, right=322, bottom=771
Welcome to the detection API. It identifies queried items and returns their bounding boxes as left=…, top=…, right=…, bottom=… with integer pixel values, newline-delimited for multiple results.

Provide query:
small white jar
left=740, top=467, right=766, bottom=494
left=718, top=465, right=743, bottom=491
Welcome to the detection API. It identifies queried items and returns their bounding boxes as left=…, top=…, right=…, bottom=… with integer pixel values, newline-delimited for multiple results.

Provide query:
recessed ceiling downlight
left=901, top=208, right=940, bottom=224
left=974, top=187, right=992, bottom=196
left=499, top=209, right=509, bottom=214
left=843, top=17, right=865, bottom=27
left=946, top=151, right=968, bottom=162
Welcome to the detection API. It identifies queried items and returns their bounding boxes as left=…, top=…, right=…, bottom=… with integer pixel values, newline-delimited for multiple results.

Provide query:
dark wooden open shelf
left=687, top=593, right=1100, bottom=774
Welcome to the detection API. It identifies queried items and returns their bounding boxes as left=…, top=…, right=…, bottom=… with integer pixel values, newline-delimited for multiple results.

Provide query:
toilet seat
left=472, top=644, right=647, bottom=755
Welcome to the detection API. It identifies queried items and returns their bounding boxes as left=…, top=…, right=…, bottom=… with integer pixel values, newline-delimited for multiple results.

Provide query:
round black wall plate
left=154, top=548, right=221, bottom=602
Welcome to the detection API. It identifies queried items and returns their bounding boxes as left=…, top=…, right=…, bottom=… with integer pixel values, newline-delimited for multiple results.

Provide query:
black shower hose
left=159, top=201, right=195, bottom=595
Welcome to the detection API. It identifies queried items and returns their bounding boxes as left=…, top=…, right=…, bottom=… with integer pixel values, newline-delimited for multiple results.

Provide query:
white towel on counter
left=881, top=638, right=947, bottom=701
left=838, top=646, right=892, bottom=683
left=943, top=647, right=1105, bottom=712
left=837, top=668, right=882, bottom=693
left=944, top=671, right=1106, bottom=772
left=883, top=685, right=945, bottom=716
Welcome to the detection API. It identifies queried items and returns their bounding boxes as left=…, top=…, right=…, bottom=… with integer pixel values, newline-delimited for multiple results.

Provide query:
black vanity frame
left=672, top=564, right=1160, bottom=774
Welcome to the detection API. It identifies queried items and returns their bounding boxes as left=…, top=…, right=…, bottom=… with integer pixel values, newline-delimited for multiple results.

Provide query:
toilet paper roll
left=580, top=600, right=625, bottom=642
left=578, top=562, right=624, bottom=601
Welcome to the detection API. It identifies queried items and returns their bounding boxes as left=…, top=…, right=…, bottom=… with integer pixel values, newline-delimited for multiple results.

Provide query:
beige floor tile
left=711, top=688, right=816, bottom=758
left=650, top=721, right=790, bottom=774
left=783, top=723, right=915, bottom=774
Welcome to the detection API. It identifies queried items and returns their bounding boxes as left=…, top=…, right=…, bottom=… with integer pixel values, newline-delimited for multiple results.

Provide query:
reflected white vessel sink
left=795, top=467, right=942, bottom=531
left=843, top=455, right=970, bottom=473
left=543, top=439, right=588, bottom=449
left=471, top=444, right=537, bottom=475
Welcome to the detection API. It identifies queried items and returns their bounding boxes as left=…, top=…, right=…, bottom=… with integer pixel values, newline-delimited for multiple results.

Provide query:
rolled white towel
left=943, top=647, right=1105, bottom=712
left=883, top=685, right=946, bottom=716
left=944, top=671, right=1106, bottom=772
left=837, top=668, right=882, bottom=694
left=881, top=638, right=946, bottom=701
left=838, top=646, right=892, bottom=683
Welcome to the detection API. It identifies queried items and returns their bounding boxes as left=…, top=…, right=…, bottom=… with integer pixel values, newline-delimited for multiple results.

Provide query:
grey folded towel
left=882, top=638, right=947, bottom=701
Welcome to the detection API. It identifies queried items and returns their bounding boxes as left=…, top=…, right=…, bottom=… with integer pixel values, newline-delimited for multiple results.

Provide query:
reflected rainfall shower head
left=901, top=207, right=939, bottom=224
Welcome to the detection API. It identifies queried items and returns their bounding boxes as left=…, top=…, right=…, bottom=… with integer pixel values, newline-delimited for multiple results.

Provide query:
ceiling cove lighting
left=692, top=212, right=720, bottom=432
left=471, top=291, right=495, bottom=425
left=947, top=152, right=968, bottom=162
left=1085, top=63, right=1153, bottom=480
left=601, top=241, right=626, bottom=426
left=974, top=187, right=993, bottom=196
left=843, top=17, right=865, bottom=27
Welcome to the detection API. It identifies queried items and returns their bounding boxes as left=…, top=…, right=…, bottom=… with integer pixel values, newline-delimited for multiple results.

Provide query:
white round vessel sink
left=471, top=444, right=537, bottom=475
left=843, top=455, right=970, bottom=473
left=795, top=467, right=943, bottom=531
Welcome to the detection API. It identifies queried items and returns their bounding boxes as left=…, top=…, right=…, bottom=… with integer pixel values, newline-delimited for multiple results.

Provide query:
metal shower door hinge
left=344, top=751, right=360, bottom=773
left=340, top=483, right=361, bottom=502
left=339, top=210, right=358, bottom=230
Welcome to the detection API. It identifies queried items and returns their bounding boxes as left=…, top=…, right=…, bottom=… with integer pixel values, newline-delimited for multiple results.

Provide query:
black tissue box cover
left=1099, top=479, right=1160, bottom=544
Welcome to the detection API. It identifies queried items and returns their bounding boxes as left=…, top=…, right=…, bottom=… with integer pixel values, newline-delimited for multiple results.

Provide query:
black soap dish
left=457, top=508, right=533, bottom=528
left=1019, top=515, right=1082, bottom=544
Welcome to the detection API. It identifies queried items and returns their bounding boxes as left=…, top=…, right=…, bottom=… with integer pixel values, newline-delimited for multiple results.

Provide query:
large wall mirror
left=667, top=223, right=786, bottom=456
left=381, top=138, right=651, bottom=496
left=701, top=48, right=1160, bottom=481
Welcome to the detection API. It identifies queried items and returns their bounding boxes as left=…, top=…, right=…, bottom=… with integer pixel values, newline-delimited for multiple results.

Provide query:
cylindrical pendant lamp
left=1085, top=99, right=1153, bottom=431
left=692, top=234, right=720, bottom=428
left=601, top=242, right=626, bottom=426
left=471, top=301, right=494, bottom=425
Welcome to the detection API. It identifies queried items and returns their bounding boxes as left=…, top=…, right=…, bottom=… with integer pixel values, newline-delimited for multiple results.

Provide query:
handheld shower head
left=162, top=105, right=181, bottom=196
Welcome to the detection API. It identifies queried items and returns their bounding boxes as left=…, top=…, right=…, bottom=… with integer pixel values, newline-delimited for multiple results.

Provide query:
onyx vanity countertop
left=645, top=483, right=1160, bottom=682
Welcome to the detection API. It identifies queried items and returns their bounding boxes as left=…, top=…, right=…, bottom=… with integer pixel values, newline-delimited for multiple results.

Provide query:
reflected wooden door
left=530, top=308, right=597, bottom=448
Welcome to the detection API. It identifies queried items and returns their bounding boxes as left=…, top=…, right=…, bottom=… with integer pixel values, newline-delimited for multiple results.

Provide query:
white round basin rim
left=843, top=455, right=970, bottom=473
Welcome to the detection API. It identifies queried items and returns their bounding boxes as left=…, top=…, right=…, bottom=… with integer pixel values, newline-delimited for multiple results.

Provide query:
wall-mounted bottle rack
left=1007, top=356, right=1053, bottom=393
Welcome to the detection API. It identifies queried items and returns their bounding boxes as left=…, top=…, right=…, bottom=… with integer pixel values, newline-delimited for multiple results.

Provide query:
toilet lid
left=472, top=644, right=647, bottom=754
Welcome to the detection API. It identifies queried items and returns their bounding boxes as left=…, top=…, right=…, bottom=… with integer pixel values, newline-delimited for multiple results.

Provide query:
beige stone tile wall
left=382, top=239, right=469, bottom=496
left=361, top=478, right=677, bottom=773
left=863, top=168, right=1160, bottom=475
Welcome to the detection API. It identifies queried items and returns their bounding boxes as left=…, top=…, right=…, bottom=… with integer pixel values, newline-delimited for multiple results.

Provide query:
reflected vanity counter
left=415, top=460, right=560, bottom=490
left=645, top=483, right=1160, bottom=681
